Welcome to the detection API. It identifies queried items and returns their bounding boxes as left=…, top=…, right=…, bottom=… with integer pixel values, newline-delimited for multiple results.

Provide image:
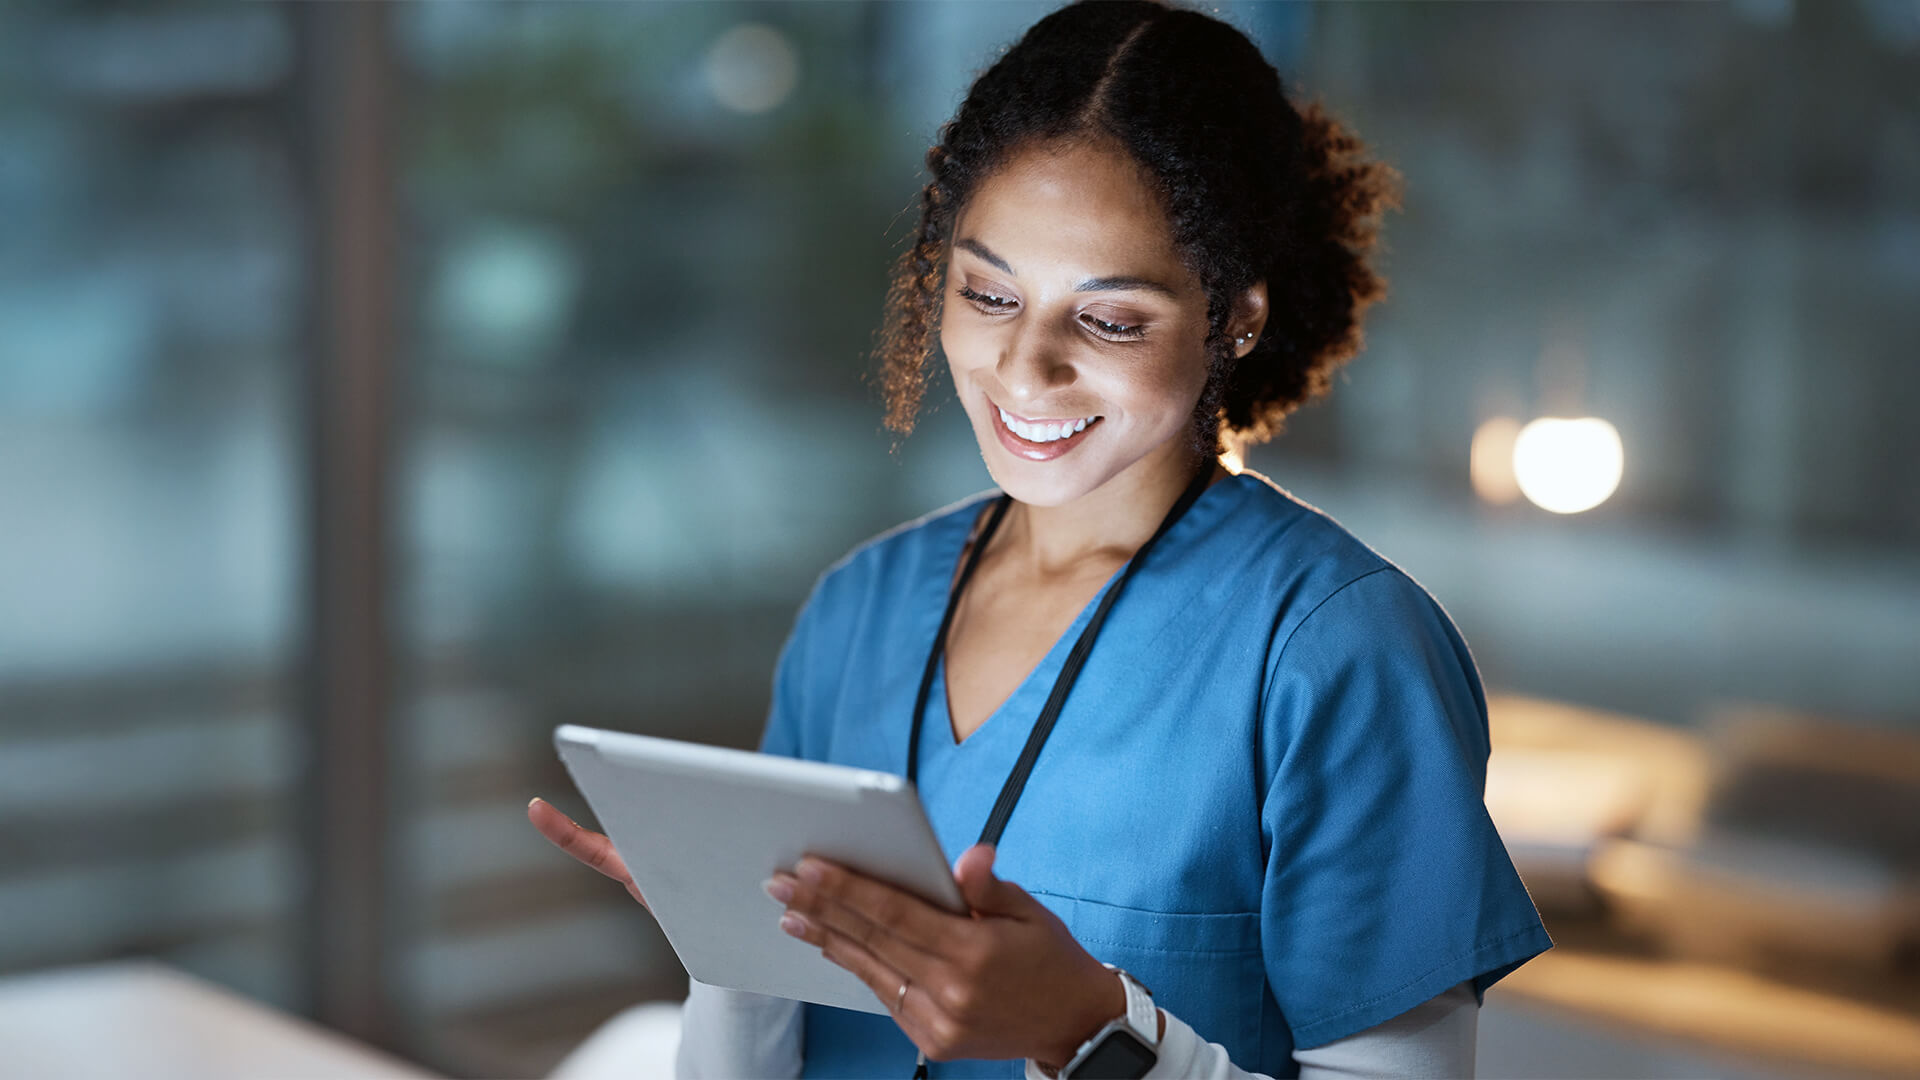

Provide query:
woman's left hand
left=766, top=843, right=1123, bottom=1068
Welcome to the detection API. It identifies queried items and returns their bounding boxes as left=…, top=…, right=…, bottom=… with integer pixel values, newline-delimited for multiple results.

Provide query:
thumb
left=954, top=843, right=1031, bottom=917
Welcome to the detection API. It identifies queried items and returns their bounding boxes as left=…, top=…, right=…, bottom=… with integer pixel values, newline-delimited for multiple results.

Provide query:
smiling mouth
left=995, top=405, right=1100, bottom=443
left=987, top=394, right=1103, bottom=460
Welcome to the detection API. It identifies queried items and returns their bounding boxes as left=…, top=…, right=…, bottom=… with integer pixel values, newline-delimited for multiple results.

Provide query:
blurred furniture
left=1494, top=949, right=1920, bottom=1079
left=1489, top=692, right=1920, bottom=977
left=0, top=960, right=439, bottom=1080
left=1485, top=692, right=1715, bottom=918
left=1484, top=692, right=1920, bottom=1079
left=1634, top=703, right=1920, bottom=973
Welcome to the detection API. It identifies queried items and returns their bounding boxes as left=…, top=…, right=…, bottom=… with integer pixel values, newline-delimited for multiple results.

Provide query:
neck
left=1004, top=443, right=1227, bottom=580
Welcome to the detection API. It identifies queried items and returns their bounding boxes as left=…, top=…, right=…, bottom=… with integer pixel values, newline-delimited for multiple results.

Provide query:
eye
left=1084, top=313, right=1147, bottom=341
left=957, top=285, right=1014, bottom=311
left=959, top=284, right=1146, bottom=342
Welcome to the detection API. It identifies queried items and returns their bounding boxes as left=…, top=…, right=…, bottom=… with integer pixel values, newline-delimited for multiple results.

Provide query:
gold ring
left=895, top=979, right=909, bottom=1012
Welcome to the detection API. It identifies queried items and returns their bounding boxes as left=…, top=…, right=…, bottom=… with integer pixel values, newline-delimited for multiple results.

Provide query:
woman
left=530, top=1, right=1551, bottom=1076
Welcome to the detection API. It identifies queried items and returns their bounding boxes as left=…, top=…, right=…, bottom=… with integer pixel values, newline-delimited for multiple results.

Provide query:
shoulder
left=1216, top=470, right=1440, bottom=629
left=1215, top=472, right=1473, bottom=691
left=1222, top=470, right=1395, bottom=580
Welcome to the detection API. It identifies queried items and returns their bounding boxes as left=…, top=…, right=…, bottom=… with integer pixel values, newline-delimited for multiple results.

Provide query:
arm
left=1153, top=980, right=1476, bottom=1080
left=1290, top=979, right=1477, bottom=1079
left=1024, top=979, right=1477, bottom=1080
left=674, top=979, right=804, bottom=1080
left=1257, top=569, right=1550, bottom=1048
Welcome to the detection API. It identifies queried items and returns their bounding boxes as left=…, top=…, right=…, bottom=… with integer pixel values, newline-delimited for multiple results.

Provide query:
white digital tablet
left=552, top=723, right=969, bottom=1014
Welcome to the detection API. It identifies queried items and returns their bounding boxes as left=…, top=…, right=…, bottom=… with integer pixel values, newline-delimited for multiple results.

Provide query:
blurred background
left=1, top=1, right=1916, bottom=1078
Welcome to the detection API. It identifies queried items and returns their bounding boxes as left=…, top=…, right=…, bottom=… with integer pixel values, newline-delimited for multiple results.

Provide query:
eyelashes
left=956, top=284, right=1013, bottom=309
left=955, top=285, right=1147, bottom=341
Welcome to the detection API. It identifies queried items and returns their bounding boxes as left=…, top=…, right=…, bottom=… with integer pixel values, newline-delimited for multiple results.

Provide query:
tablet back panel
left=554, top=724, right=967, bottom=1014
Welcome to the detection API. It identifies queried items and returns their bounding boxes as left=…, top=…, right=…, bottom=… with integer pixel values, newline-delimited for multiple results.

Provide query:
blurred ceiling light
left=704, top=23, right=799, bottom=114
left=1512, top=416, right=1624, bottom=514
left=1470, top=417, right=1523, bottom=505
left=430, top=223, right=579, bottom=367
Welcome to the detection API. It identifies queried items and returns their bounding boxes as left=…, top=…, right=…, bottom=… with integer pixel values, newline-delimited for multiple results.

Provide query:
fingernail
left=780, top=912, right=809, bottom=937
left=529, top=797, right=543, bottom=810
left=796, top=858, right=823, bottom=884
left=763, top=877, right=794, bottom=905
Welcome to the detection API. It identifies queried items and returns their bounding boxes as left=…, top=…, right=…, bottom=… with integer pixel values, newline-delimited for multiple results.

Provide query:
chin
left=975, top=423, right=1129, bottom=508
left=983, top=462, right=1108, bottom=507
left=959, top=401, right=1103, bottom=505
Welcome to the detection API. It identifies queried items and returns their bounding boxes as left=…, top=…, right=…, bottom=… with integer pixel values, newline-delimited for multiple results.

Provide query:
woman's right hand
left=527, top=796, right=650, bottom=913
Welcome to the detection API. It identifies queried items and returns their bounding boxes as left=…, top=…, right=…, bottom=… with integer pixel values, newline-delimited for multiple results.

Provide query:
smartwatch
left=1055, top=963, right=1159, bottom=1079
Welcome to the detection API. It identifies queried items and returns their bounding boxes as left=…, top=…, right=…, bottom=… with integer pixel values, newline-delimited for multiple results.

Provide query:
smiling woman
left=531, top=1, right=1551, bottom=1078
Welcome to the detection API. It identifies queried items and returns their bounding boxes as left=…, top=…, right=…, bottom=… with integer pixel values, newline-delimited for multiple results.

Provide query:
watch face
left=1067, top=1030, right=1156, bottom=1080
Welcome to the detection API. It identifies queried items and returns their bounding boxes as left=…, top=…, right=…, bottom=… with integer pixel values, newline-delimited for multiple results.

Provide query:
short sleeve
left=757, top=563, right=851, bottom=762
left=756, top=578, right=823, bottom=761
left=1258, top=567, right=1552, bottom=1050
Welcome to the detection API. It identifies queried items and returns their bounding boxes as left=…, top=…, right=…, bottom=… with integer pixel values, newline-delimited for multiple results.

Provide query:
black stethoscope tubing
left=900, top=464, right=1213, bottom=1078
left=905, top=463, right=1216, bottom=847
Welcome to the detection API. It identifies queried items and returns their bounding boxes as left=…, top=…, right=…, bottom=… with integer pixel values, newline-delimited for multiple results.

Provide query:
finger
left=782, top=908, right=945, bottom=1043
left=528, top=797, right=645, bottom=900
left=790, top=856, right=970, bottom=958
left=952, top=843, right=1033, bottom=917
left=775, top=869, right=949, bottom=992
left=771, top=864, right=960, bottom=999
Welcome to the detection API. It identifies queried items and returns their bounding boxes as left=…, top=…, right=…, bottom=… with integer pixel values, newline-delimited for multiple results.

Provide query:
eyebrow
left=955, top=237, right=1180, bottom=299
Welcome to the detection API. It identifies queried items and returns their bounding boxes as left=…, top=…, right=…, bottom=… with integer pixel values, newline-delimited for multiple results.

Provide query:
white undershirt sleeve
left=674, top=977, right=804, bottom=1079
left=1027, top=978, right=1479, bottom=1080
left=1285, top=979, right=1478, bottom=1080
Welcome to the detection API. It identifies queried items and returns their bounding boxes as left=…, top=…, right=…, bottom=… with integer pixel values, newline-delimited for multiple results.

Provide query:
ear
left=1229, top=280, right=1269, bottom=357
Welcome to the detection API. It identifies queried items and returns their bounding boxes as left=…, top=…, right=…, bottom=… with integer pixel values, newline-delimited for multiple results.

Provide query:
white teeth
left=996, top=406, right=1097, bottom=443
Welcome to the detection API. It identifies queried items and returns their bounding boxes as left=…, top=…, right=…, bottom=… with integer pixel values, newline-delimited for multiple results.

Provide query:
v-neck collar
left=918, top=471, right=1254, bottom=752
left=932, top=565, right=1120, bottom=749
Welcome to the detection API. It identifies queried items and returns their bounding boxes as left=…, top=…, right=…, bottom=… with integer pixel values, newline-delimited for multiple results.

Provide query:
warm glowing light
left=704, top=24, right=799, bottom=114
left=1470, top=417, right=1522, bottom=505
left=1512, top=417, right=1624, bottom=514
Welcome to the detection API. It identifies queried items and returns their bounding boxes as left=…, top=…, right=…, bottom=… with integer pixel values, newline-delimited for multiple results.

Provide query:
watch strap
left=1102, top=963, right=1159, bottom=1049
left=1025, top=964, right=1160, bottom=1080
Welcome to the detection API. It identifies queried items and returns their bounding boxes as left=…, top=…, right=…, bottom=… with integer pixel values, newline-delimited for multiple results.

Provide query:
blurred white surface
left=545, top=999, right=681, bottom=1080
left=0, top=960, right=438, bottom=1080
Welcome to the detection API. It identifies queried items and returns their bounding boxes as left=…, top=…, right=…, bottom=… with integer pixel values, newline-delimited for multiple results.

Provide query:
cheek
left=939, top=314, right=982, bottom=364
left=1116, top=346, right=1210, bottom=418
left=938, top=318, right=995, bottom=401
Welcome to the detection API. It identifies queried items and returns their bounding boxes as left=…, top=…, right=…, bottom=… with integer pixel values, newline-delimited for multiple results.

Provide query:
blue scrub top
left=758, top=472, right=1552, bottom=1078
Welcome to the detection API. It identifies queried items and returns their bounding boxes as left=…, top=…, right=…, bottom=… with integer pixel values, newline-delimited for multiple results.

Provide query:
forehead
left=953, top=137, right=1193, bottom=290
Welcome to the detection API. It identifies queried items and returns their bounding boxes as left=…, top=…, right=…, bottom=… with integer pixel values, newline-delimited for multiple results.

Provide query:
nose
left=994, top=319, right=1076, bottom=407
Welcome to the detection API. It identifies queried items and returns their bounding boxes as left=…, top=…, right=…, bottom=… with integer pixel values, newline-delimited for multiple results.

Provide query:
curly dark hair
left=872, top=0, right=1402, bottom=456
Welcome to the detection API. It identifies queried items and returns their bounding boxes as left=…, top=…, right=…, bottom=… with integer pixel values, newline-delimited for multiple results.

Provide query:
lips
left=987, top=393, right=1102, bottom=462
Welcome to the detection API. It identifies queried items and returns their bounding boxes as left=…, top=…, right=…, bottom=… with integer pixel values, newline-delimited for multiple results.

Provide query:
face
left=938, top=137, right=1215, bottom=508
